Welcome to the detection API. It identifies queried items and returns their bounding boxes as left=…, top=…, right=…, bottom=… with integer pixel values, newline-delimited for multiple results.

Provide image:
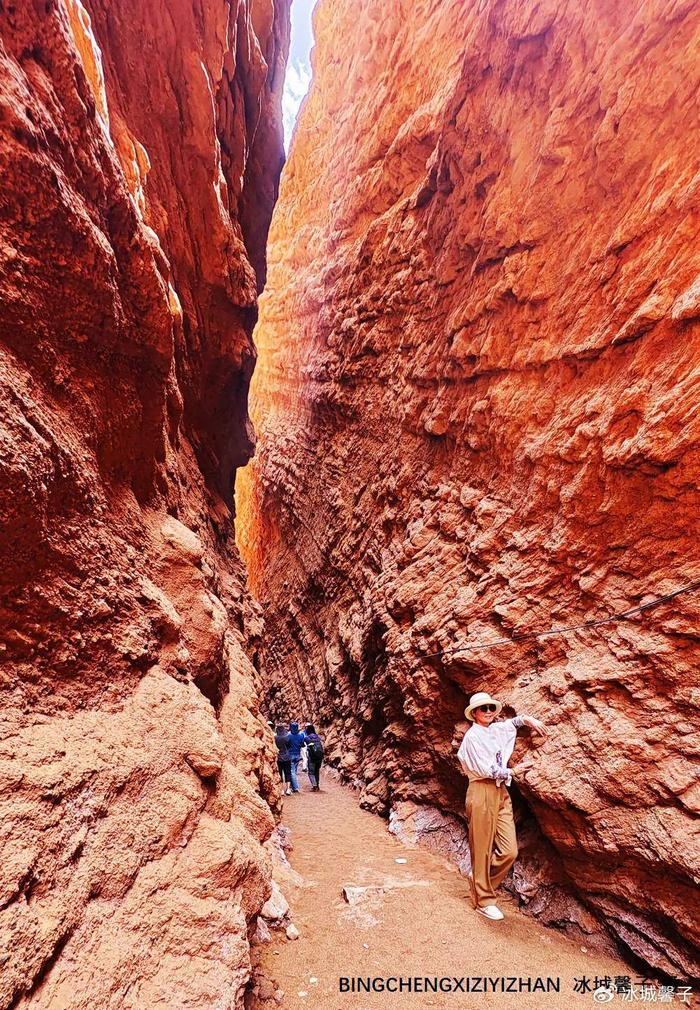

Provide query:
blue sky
left=282, top=0, right=316, bottom=150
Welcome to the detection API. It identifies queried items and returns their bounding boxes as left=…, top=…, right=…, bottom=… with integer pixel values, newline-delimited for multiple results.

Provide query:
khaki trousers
left=465, top=780, right=518, bottom=908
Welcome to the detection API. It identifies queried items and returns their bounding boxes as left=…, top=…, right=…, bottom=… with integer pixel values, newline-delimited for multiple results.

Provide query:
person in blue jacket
left=288, top=721, right=306, bottom=793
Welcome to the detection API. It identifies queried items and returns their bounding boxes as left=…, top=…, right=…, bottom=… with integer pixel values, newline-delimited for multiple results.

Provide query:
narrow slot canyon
left=1, top=1, right=699, bottom=1009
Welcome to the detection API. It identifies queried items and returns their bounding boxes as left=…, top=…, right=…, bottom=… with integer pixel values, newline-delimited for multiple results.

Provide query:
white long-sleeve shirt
left=457, top=717, right=526, bottom=787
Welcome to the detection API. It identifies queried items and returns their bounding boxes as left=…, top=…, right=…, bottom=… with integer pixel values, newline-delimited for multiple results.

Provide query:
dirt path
left=251, top=771, right=640, bottom=1010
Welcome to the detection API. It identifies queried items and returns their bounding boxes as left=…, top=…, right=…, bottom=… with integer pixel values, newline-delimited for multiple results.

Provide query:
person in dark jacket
left=288, top=722, right=306, bottom=793
left=274, top=723, right=292, bottom=795
left=304, top=724, right=324, bottom=791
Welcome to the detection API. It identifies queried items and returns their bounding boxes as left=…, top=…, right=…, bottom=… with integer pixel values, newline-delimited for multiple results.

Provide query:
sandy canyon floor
left=250, top=773, right=639, bottom=1010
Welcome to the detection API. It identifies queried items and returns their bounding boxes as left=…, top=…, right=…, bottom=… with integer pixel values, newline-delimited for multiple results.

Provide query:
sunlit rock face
left=0, top=1, right=288, bottom=1006
left=238, top=0, right=700, bottom=978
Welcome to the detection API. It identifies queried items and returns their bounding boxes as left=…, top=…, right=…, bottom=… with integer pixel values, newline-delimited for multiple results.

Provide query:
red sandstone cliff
left=0, top=1, right=288, bottom=1006
left=238, top=0, right=700, bottom=979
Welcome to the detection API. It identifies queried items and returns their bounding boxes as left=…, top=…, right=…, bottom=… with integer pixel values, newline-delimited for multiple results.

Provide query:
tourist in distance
left=304, top=724, right=325, bottom=791
left=287, top=721, right=307, bottom=793
left=457, top=691, right=547, bottom=921
left=274, top=723, right=293, bottom=795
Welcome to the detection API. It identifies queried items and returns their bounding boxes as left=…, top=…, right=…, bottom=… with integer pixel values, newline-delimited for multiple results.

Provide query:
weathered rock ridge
left=0, top=1, right=288, bottom=1006
left=239, top=0, right=700, bottom=980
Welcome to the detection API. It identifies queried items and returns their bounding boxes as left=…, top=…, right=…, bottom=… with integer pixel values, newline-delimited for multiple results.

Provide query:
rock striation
left=239, top=0, right=700, bottom=980
left=0, top=1, right=288, bottom=1006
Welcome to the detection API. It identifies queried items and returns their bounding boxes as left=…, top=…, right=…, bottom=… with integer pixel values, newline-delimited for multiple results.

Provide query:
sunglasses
left=476, top=704, right=497, bottom=713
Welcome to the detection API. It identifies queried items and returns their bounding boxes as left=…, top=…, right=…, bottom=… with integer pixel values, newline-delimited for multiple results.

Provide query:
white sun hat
left=464, top=691, right=503, bottom=721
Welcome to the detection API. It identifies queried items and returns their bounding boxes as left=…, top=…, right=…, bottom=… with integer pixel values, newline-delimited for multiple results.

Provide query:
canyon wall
left=0, top=1, right=288, bottom=1007
left=238, top=0, right=700, bottom=980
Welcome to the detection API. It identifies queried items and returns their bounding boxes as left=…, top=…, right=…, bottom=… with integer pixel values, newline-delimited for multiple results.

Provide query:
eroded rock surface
left=239, top=0, right=700, bottom=978
left=0, top=1, right=288, bottom=1006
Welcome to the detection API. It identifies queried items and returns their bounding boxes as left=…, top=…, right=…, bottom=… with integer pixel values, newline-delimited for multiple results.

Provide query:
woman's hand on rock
left=524, top=716, right=547, bottom=737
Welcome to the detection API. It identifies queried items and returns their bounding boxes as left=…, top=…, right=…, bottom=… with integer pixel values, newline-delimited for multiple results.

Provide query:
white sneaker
left=477, top=905, right=504, bottom=921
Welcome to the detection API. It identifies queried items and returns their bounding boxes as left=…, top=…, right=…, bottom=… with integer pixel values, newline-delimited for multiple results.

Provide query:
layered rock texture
left=0, top=1, right=288, bottom=1006
left=239, top=0, right=700, bottom=980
